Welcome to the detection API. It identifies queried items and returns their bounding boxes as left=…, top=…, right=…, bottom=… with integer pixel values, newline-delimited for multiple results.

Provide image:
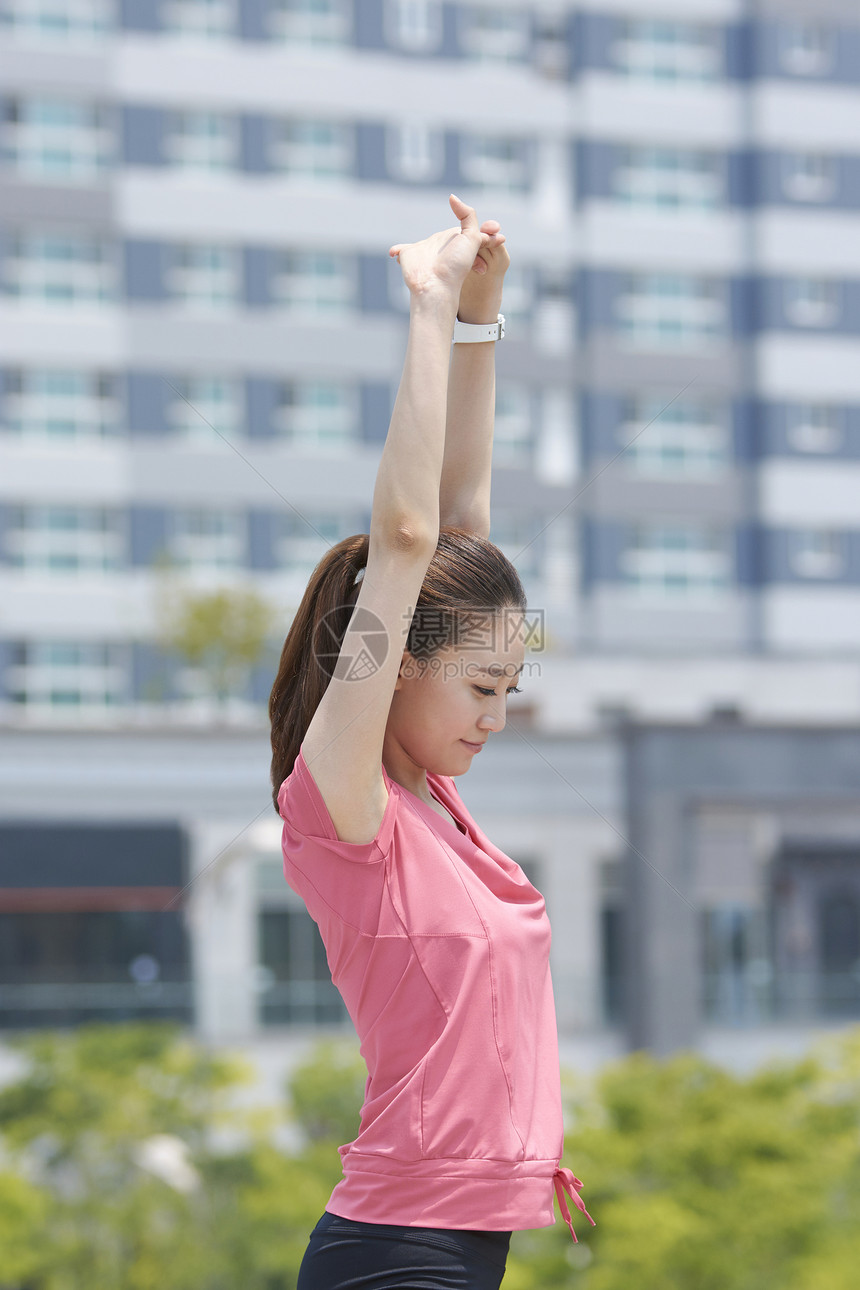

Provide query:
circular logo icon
left=313, top=604, right=389, bottom=681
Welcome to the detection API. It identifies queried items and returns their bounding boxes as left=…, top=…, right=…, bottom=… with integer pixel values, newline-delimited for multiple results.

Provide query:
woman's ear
left=394, top=649, right=412, bottom=690
left=396, top=649, right=424, bottom=687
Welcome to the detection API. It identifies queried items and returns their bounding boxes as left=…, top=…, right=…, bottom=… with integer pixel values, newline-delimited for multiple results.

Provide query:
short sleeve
left=277, top=745, right=398, bottom=866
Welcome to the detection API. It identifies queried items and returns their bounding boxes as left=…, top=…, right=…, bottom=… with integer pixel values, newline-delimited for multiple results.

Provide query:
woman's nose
left=479, top=700, right=505, bottom=733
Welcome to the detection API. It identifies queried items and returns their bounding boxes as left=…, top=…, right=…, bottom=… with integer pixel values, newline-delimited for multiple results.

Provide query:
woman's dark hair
left=268, top=525, right=527, bottom=811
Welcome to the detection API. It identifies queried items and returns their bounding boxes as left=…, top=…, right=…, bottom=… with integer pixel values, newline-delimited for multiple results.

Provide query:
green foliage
left=154, top=573, right=278, bottom=705
left=285, top=1039, right=367, bottom=1145
left=0, top=1022, right=859, bottom=1289
left=503, top=1027, right=860, bottom=1290
left=0, top=1022, right=261, bottom=1290
left=0, top=1021, right=251, bottom=1156
left=0, top=1169, right=52, bottom=1284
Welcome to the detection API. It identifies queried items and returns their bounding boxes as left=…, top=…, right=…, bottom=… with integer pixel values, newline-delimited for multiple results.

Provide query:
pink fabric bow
left=553, top=1166, right=597, bottom=1244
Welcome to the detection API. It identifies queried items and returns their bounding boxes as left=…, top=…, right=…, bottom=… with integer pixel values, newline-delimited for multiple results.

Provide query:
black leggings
left=297, top=1211, right=511, bottom=1290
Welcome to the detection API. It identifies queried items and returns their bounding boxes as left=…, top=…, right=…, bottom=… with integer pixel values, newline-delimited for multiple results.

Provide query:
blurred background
left=1, top=0, right=860, bottom=1240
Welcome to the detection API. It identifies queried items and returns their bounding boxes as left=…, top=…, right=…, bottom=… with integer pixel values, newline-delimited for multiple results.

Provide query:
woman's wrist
left=456, top=291, right=504, bottom=327
left=408, top=286, right=460, bottom=329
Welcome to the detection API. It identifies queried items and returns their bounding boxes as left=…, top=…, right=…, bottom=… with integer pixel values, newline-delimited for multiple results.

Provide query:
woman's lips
left=461, top=740, right=484, bottom=752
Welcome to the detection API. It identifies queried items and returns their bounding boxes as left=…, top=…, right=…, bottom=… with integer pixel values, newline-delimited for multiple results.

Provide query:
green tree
left=285, top=1039, right=367, bottom=1146
left=0, top=1169, right=52, bottom=1287
left=0, top=1021, right=260, bottom=1290
left=0, top=1024, right=356, bottom=1290
left=504, top=1026, right=860, bottom=1290
left=2, top=1022, right=860, bottom=1289
left=154, top=570, right=279, bottom=710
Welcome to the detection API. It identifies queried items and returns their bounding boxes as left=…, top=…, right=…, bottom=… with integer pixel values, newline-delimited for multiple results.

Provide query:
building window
left=6, top=640, right=127, bottom=709
left=533, top=11, right=568, bottom=80
left=1, top=231, right=115, bottom=304
left=460, top=132, right=529, bottom=192
left=621, top=522, right=732, bottom=597
left=1, top=96, right=112, bottom=181
left=493, top=383, right=532, bottom=467
left=786, top=403, right=843, bottom=453
left=166, top=374, right=243, bottom=443
left=275, top=511, right=349, bottom=575
left=781, top=152, right=836, bottom=202
left=616, top=273, right=725, bottom=349
left=0, top=0, right=112, bottom=43
left=458, top=6, right=530, bottom=64
left=534, top=273, right=575, bottom=356
left=269, top=118, right=352, bottom=179
left=779, top=22, right=833, bottom=76
left=258, top=906, right=347, bottom=1026
left=613, top=19, right=722, bottom=82
left=384, top=0, right=442, bottom=53
left=162, top=0, right=233, bottom=39
left=701, top=906, right=771, bottom=1024
left=0, top=902, right=190, bottom=1028
left=1, top=368, right=118, bottom=439
left=497, top=262, right=533, bottom=327
left=165, top=110, right=235, bottom=171
left=618, top=395, right=728, bottom=477
left=789, top=530, right=844, bottom=579
left=783, top=277, right=840, bottom=328
left=270, top=250, right=354, bottom=313
left=274, top=380, right=357, bottom=450
left=386, top=122, right=445, bottom=183
left=5, top=505, right=124, bottom=573
left=614, top=145, right=724, bottom=210
left=600, top=859, right=627, bottom=1024
left=170, top=509, right=246, bottom=570
left=489, top=510, right=539, bottom=581
left=268, top=0, right=351, bottom=46
left=167, top=243, right=240, bottom=310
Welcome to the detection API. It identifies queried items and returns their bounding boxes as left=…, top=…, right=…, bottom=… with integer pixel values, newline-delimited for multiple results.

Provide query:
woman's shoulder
left=279, top=745, right=397, bottom=862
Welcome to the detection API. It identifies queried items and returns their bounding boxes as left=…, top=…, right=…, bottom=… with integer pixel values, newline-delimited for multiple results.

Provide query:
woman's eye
left=475, top=686, right=522, bottom=697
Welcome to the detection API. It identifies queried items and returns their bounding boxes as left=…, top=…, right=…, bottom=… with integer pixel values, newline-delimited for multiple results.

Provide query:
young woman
left=269, top=195, right=595, bottom=1289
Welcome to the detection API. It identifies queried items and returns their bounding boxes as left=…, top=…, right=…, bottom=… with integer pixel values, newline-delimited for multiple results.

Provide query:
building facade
left=2, top=0, right=860, bottom=1084
left=3, top=0, right=860, bottom=716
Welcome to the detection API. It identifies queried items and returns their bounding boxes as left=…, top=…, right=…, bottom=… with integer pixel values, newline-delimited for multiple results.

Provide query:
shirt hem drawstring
left=553, top=1166, right=596, bottom=1244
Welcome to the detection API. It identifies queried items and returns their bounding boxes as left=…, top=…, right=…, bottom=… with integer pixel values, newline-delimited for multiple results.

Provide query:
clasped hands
left=389, top=193, right=509, bottom=325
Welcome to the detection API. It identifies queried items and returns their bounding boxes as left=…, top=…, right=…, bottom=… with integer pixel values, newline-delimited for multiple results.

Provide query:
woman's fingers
left=391, top=204, right=503, bottom=259
left=388, top=196, right=506, bottom=299
left=450, top=193, right=494, bottom=249
left=448, top=192, right=478, bottom=229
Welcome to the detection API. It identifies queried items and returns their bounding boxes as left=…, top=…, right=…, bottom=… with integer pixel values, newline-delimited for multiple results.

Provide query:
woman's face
left=386, top=611, right=527, bottom=777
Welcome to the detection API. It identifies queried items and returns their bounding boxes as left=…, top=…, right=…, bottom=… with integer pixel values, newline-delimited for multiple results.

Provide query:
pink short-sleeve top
left=277, top=743, right=595, bottom=1242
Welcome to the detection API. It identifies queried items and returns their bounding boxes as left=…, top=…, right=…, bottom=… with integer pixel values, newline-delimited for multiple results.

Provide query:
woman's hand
left=389, top=194, right=491, bottom=304
left=456, top=216, right=509, bottom=325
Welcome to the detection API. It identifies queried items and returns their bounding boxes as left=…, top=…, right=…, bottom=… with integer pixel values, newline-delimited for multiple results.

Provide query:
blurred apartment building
left=1, top=0, right=860, bottom=1080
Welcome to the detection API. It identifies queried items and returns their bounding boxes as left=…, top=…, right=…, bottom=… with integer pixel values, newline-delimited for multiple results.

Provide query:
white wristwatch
left=452, top=312, right=505, bottom=344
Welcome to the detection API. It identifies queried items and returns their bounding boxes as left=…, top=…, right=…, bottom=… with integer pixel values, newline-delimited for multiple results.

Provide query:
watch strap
left=452, top=312, right=506, bottom=343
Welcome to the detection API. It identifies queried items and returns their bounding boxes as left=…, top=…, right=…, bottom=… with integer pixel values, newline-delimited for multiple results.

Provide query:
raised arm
left=296, top=197, right=491, bottom=842
left=376, top=194, right=492, bottom=546
left=439, top=217, right=510, bottom=539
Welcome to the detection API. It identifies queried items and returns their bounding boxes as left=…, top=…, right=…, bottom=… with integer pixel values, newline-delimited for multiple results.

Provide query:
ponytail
left=268, top=533, right=368, bottom=811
